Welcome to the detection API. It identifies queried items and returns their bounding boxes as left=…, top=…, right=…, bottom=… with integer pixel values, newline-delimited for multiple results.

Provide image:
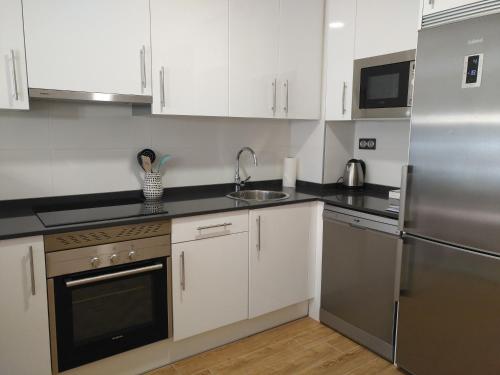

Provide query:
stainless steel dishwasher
left=320, top=205, right=401, bottom=361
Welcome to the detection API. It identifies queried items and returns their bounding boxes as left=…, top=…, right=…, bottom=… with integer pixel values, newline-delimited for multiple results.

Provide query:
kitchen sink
left=226, top=190, right=290, bottom=202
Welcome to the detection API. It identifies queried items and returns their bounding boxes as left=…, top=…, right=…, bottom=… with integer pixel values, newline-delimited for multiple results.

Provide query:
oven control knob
left=128, top=251, right=136, bottom=261
left=110, top=254, right=119, bottom=264
left=90, top=257, right=100, bottom=268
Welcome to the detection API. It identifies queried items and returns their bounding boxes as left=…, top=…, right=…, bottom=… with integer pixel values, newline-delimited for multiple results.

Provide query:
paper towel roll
left=283, top=157, right=297, bottom=188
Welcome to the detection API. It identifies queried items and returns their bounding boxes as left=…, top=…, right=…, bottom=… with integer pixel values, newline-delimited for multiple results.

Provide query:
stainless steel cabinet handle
left=140, top=46, right=146, bottom=89
left=197, top=223, right=232, bottom=231
left=272, top=79, right=277, bottom=115
left=10, top=50, right=19, bottom=101
left=341, top=81, right=347, bottom=115
left=66, top=263, right=163, bottom=288
left=428, top=0, right=434, bottom=5
left=283, top=80, right=289, bottom=114
left=29, top=246, right=36, bottom=295
left=160, top=67, right=166, bottom=109
left=256, top=216, right=261, bottom=252
left=180, top=251, right=186, bottom=291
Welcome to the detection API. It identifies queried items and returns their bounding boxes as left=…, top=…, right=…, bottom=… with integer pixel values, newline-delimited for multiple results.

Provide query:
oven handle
left=65, top=263, right=163, bottom=288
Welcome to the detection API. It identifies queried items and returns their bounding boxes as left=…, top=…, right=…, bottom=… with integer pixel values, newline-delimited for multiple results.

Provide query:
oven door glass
left=359, top=61, right=411, bottom=109
left=54, top=259, right=168, bottom=372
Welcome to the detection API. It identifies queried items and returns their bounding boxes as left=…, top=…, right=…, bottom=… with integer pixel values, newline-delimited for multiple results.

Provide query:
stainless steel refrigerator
left=396, top=11, right=500, bottom=375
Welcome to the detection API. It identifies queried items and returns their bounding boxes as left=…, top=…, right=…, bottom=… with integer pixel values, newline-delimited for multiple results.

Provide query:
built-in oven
left=353, top=49, right=416, bottom=119
left=45, top=220, right=172, bottom=374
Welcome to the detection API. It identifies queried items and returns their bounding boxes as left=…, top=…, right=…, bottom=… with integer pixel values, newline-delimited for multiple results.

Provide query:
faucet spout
left=235, top=147, right=258, bottom=191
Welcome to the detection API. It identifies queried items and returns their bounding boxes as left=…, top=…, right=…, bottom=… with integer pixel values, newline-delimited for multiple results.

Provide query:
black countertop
left=0, top=181, right=398, bottom=241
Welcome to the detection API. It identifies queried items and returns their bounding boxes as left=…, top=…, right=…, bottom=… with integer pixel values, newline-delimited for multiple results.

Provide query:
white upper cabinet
left=229, top=0, right=280, bottom=119
left=230, top=0, right=324, bottom=120
left=324, top=0, right=356, bottom=121
left=354, top=0, right=420, bottom=59
left=151, top=0, right=229, bottom=116
left=277, top=0, right=324, bottom=120
left=0, top=237, right=51, bottom=375
left=422, top=0, right=478, bottom=15
left=249, top=203, right=313, bottom=318
left=0, top=0, right=29, bottom=110
left=23, top=0, right=151, bottom=97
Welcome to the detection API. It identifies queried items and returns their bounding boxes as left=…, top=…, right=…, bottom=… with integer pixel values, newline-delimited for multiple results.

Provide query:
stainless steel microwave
left=353, top=49, right=416, bottom=119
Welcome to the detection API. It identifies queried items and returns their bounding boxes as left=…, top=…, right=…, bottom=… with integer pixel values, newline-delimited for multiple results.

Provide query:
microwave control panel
left=462, top=53, right=483, bottom=88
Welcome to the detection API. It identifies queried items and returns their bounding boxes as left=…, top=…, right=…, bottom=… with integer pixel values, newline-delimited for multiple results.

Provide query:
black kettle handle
left=359, top=160, right=366, bottom=175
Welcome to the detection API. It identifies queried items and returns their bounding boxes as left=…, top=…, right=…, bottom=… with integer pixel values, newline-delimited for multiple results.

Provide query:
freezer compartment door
left=397, top=235, right=500, bottom=375
left=405, top=13, right=500, bottom=255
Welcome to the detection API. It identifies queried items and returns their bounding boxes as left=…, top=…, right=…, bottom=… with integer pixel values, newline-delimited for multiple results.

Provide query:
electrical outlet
left=359, top=138, right=376, bottom=150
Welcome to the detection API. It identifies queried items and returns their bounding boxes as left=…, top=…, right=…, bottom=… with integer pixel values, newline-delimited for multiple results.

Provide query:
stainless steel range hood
left=29, top=88, right=153, bottom=104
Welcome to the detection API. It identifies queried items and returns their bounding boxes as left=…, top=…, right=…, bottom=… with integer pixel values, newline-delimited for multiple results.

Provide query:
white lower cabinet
left=172, top=218, right=249, bottom=341
left=0, top=236, right=51, bottom=375
left=249, top=203, right=313, bottom=318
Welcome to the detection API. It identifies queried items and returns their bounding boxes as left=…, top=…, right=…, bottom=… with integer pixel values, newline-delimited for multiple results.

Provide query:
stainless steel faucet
left=234, top=147, right=258, bottom=191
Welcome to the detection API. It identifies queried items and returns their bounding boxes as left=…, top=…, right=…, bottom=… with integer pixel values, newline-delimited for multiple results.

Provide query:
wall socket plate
left=359, top=138, right=376, bottom=150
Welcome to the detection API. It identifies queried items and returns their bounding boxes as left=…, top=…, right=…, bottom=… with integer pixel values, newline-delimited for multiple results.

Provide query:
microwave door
left=352, top=49, right=415, bottom=119
left=360, top=61, right=411, bottom=109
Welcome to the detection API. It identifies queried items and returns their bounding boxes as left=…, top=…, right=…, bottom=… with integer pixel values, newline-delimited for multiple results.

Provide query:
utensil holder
left=143, top=172, right=164, bottom=201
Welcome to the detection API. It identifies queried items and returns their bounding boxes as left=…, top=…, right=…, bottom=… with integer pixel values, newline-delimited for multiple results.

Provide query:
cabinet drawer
left=172, top=210, right=249, bottom=243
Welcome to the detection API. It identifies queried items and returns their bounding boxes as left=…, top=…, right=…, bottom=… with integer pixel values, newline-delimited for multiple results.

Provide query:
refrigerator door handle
left=398, top=165, right=410, bottom=232
left=394, top=238, right=404, bottom=303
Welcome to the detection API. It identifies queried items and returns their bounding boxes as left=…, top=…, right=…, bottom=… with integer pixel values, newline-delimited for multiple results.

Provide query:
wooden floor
left=148, top=318, right=404, bottom=375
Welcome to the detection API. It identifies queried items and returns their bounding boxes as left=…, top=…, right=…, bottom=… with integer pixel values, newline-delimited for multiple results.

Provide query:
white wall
left=323, top=119, right=410, bottom=187
left=353, top=120, right=410, bottom=187
left=289, top=120, right=325, bottom=184
left=0, top=101, right=290, bottom=200
left=323, top=121, right=355, bottom=184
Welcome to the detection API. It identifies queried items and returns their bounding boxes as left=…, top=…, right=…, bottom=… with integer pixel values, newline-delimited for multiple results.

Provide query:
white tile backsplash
left=323, top=119, right=410, bottom=186
left=353, top=120, right=410, bottom=187
left=0, top=149, right=53, bottom=199
left=0, top=102, right=290, bottom=200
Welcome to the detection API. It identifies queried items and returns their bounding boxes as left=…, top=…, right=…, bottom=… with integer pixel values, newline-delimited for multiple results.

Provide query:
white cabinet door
left=277, top=0, right=324, bottom=120
left=249, top=203, right=313, bottom=318
left=0, top=0, right=29, bottom=110
left=355, top=0, right=420, bottom=59
left=229, top=0, right=280, bottom=118
left=324, top=0, right=356, bottom=121
left=151, top=0, right=229, bottom=116
left=172, top=232, right=249, bottom=341
left=422, top=0, right=478, bottom=15
left=23, top=0, right=151, bottom=96
left=0, top=237, right=51, bottom=375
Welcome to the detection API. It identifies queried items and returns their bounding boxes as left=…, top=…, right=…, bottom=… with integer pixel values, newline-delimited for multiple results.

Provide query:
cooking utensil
left=141, top=155, right=152, bottom=173
left=156, top=154, right=172, bottom=171
left=137, top=149, right=156, bottom=171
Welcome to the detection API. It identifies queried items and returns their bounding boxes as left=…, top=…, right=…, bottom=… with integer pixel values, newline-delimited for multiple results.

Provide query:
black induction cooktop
left=36, top=201, right=168, bottom=227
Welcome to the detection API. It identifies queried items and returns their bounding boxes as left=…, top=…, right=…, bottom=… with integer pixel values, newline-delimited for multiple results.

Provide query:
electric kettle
left=342, top=159, right=366, bottom=188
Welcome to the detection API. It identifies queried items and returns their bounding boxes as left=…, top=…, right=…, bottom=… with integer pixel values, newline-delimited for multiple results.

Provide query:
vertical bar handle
left=256, top=216, right=261, bottom=252
left=272, top=79, right=277, bottom=115
left=29, top=246, right=36, bottom=296
left=10, top=50, right=19, bottom=101
left=283, top=80, right=289, bottom=114
left=140, top=46, right=146, bottom=89
left=398, top=165, right=409, bottom=232
left=428, top=0, right=434, bottom=6
left=180, top=251, right=186, bottom=291
left=160, top=67, right=166, bottom=109
left=341, top=81, right=347, bottom=115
